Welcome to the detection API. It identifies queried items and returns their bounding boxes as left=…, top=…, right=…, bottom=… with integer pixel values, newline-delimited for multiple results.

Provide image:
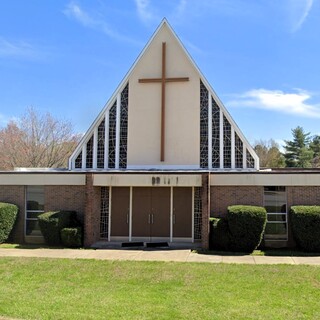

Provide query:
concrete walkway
left=1, top=248, right=320, bottom=265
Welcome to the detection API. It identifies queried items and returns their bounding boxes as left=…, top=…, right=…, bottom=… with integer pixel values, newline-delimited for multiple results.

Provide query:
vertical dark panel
left=97, top=119, right=105, bottom=169
left=212, top=97, right=220, bottom=168
left=246, top=149, right=255, bottom=168
left=223, top=115, right=231, bottom=168
left=200, top=80, right=209, bottom=168
left=194, top=187, right=202, bottom=240
left=100, top=187, right=109, bottom=239
left=173, top=187, right=192, bottom=238
left=108, top=102, right=117, bottom=168
left=151, top=187, right=170, bottom=238
left=119, top=83, right=129, bottom=169
left=132, top=187, right=151, bottom=237
left=86, top=135, right=94, bottom=168
left=75, top=151, right=82, bottom=169
left=235, top=132, right=243, bottom=168
left=110, top=187, right=130, bottom=237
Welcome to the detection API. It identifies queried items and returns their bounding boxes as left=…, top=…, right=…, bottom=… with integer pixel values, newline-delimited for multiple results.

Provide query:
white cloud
left=181, top=38, right=205, bottom=56
left=64, top=2, right=141, bottom=45
left=134, top=0, right=157, bottom=24
left=0, top=37, right=40, bottom=59
left=227, top=88, right=320, bottom=118
left=288, top=0, right=313, bottom=32
left=134, top=0, right=189, bottom=25
left=176, top=0, right=187, bottom=16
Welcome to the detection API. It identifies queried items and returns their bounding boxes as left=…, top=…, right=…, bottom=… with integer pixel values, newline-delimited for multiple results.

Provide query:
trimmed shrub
left=209, top=217, right=230, bottom=250
left=38, top=211, right=77, bottom=246
left=61, top=227, right=82, bottom=248
left=290, top=206, right=320, bottom=252
left=0, top=202, right=19, bottom=243
left=228, top=205, right=267, bottom=252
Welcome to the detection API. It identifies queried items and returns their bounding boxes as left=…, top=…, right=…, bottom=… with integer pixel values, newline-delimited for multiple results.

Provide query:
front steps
left=92, top=241, right=200, bottom=250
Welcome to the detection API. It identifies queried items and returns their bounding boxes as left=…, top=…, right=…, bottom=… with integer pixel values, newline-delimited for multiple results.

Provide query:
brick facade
left=84, top=174, right=101, bottom=247
left=201, top=174, right=210, bottom=249
left=0, top=185, right=25, bottom=243
left=44, top=185, right=86, bottom=222
left=3, top=174, right=320, bottom=249
left=287, top=186, right=320, bottom=207
left=210, top=186, right=264, bottom=217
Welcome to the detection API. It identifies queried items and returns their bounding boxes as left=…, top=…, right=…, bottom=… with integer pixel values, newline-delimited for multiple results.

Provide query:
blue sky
left=1, top=0, right=320, bottom=146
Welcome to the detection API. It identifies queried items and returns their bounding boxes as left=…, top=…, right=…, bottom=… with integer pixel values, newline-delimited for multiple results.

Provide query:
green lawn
left=0, top=258, right=319, bottom=320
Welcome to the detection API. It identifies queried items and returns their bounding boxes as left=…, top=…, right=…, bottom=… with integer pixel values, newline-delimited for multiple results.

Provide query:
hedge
left=61, top=227, right=82, bottom=248
left=209, top=205, right=267, bottom=252
left=0, top=202, right=19, bottom=243
left=38, top=211, right=77, bottom=246
left=290, top=206, right=320, bottom=252
left=228, top=205, right=267, bottom=252
left=209, top=217, right=230, bottom=251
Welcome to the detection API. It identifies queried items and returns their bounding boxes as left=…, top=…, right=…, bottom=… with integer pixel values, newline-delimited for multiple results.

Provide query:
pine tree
left=283, top=126, right=313, bottom=167
left=310, top=135, right=320, bottom=167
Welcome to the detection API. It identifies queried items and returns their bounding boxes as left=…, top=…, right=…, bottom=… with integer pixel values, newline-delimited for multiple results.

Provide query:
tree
left=0, top=107, right=81, bottom=170
left=254, top=139, right=285, bottom=168
left=310, top=135, right=320, bottom=168
left=283, top=126, right=313, bottom=168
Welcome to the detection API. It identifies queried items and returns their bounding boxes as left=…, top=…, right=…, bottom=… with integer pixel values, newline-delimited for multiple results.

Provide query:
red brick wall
left=0, top=185, right=25, bottom=243
left=44, top=185, right=86, bottom=221
left=201, top=174, right=210, bottom=249
left=287, top=186, right=320, bottom=207
left=210, top=186, right=264, bottom=217
left=84, top=174, right=101, bottom=247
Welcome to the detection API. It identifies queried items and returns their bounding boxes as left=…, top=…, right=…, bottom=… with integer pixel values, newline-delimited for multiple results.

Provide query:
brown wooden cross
left=139, top=42, right=189, bottom=162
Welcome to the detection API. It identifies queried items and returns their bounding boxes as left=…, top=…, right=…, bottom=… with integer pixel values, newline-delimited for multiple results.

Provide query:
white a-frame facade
left=69, top=19, right=259, bottom=171
left=6, top=19, right=320, bottom=250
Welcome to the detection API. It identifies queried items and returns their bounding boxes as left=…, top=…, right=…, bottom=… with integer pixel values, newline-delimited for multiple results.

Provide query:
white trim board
left=93, top=174, right=202, bottom=187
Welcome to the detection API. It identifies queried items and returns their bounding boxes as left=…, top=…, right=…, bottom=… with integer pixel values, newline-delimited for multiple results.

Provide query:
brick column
left=0, top=186, right=25, bottom=243
left=84, top=173, right=101, bottom=247
left=201, top=173, right=210, bottom=249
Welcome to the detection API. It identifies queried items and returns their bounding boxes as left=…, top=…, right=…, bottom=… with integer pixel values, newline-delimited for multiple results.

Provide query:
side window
left=26, top=186, right=44, bottom=236
left=264, top=186, right=287, bottom=241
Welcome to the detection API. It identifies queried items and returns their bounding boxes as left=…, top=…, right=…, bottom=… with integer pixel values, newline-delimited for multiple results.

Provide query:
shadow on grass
left=0, top=243, right=65, bottom=250
left=2, top=243, right=320, bottom=257
left=262, top=249, right=320, bottom=257
left=196, top=248, right=320, bottom=257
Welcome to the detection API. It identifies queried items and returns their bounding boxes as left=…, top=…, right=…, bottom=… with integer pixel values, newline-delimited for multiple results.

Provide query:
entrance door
left=110, top=187, right=130, bottom=239
left=132, top=187, right=170, bottom=241
left=173, top=187, right=192, bottom=239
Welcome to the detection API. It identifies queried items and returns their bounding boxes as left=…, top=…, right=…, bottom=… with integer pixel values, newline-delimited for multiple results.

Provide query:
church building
left=1, top=19, right=320, bottom=249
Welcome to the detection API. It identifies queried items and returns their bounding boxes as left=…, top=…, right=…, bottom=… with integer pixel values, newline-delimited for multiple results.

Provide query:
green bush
left=209, top=206, right=267, bottom=252
left=61, top=227, right=82, bottom=248
left=38, top=211, right=77, bottom=246
left=209, top=217, right=230, bottom=250
left=228, top=205, right=267, bottom=252
left=0, top=202, right=19, bottom=243
left=290, top=206, right=320, bottom=252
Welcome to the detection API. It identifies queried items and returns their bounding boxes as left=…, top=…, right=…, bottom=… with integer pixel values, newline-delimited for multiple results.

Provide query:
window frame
left=263, top=186, right=288, bottom=241
left=25, top=186, right=45, bottom=237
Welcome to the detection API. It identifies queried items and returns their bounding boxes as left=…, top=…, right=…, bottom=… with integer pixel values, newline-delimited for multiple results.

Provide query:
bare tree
left=254, top=139, right=285, bottom=168
left=0, top=107, right=81, bottom=170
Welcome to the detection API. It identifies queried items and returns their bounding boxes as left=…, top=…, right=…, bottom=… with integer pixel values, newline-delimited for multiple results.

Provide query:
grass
left=0, top=257, right=319, bottom=319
